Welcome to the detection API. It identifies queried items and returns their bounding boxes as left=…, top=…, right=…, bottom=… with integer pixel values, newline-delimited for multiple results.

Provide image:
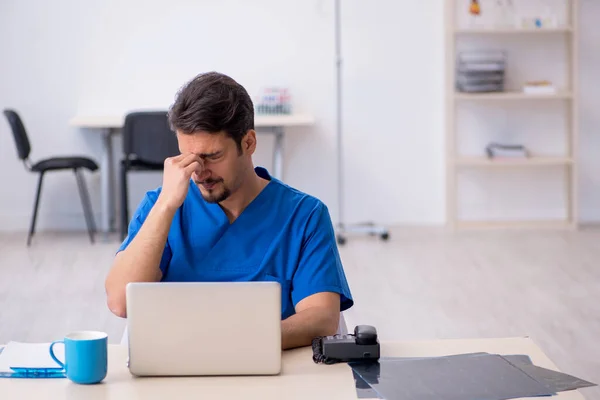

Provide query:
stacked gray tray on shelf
left=456, top=51, right=506, bottom=93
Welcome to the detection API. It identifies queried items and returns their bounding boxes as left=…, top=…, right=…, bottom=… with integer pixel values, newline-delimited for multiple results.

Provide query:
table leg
left=100, top=129, right=115, bottom=237
left=273, top=127, right=284, bottom=181
left=108, top=129, right=116, bottom=233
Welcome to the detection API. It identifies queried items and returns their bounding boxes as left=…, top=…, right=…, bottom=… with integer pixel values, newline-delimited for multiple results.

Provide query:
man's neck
left=219, top=169, right=269, bottom=223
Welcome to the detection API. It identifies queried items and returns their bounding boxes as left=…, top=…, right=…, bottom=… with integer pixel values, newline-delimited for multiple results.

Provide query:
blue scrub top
left=118, top=167, right=353, bottom=320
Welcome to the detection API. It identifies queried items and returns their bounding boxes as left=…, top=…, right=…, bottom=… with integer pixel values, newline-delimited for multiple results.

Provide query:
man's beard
left=198, top=179, right=230, bottom=203
left=202, top=187, right=231, bottom=203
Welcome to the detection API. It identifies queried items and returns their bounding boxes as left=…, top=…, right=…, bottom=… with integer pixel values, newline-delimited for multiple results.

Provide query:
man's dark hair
left=168, top=72, right=254, bottom=152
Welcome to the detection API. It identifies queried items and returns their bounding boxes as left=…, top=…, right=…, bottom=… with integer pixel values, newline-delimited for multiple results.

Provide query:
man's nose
left=195, top=168, right=211, bottom=181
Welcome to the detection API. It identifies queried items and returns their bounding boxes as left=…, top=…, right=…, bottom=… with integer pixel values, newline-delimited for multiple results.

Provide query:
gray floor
left=0, top=228, right=598, bottom=398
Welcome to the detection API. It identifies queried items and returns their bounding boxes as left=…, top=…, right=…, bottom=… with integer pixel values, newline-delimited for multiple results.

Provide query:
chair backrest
left=122, top=111, right=180, bottom=165
left=3, top=109, right=31, bottom=161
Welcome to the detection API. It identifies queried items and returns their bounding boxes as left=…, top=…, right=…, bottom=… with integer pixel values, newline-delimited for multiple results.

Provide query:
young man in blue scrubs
left=105, top=71, right=353, bottom=349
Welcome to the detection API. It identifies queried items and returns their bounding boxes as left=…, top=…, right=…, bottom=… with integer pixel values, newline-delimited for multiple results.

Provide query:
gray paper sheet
left=350, top=353, right=556, bottom=400
left=502, top=354, right=597, bottom=393
left=360, top=353, right=596, bottom=393
left=351, top=354, right=488, bottom=399
left=353, top=370, right=383, bottom=399
left=377, top=353, right=596, bottom=393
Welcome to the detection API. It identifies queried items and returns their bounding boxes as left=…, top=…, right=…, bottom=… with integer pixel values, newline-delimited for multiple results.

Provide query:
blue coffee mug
left=49, top=331, right=108, bottom=384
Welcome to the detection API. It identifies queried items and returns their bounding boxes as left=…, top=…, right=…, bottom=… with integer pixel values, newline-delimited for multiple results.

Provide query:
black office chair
left=3, top=109, right=99, bottom=246
left=120, top=111, right=180, bottom=240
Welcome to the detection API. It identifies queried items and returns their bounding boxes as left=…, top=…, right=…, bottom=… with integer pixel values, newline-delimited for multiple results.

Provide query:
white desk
left=69, top=113, right=314, bottom=234
left=0, top=337, right=587, bottom=399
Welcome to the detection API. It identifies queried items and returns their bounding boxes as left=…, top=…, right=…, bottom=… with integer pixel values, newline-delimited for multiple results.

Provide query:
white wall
left=0, top=0, right=597, bottom=233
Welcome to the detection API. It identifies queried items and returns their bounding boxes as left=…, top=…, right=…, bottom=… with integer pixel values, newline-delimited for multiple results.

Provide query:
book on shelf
left=486, top=143, right=529, bottom=159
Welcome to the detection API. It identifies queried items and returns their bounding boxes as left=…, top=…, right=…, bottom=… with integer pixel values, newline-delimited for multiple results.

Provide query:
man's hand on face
left=158, top=153, right=203, bottom=211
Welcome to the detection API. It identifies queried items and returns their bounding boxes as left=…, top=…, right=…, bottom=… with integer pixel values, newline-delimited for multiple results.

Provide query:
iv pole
left=334, top=0, right=389, bottom=245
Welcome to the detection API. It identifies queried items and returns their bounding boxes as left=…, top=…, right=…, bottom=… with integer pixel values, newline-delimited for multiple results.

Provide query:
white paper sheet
left=0, top=342, right=64, bottom=372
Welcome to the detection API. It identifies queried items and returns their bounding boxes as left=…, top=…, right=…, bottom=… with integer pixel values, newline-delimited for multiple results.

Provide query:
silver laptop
left=125, top=281, right=282, bottom=376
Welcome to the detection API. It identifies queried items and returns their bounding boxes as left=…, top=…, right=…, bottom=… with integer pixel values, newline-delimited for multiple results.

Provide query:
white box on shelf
left=523, top=85, right=557, bottom=95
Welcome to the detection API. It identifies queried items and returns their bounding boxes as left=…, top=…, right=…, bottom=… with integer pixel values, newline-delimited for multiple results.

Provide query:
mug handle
left=49, top=340, right=65, bottom=369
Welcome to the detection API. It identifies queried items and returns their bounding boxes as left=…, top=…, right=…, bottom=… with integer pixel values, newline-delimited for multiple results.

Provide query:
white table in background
left=69, top=113, right=315, bottom=235
left=0, top=337, right=587, bottom=399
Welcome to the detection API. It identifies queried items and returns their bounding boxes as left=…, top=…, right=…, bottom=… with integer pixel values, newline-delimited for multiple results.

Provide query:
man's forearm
left=105, top=198, right=175, bottom=317
left=281, top=306, right=339, bottom=350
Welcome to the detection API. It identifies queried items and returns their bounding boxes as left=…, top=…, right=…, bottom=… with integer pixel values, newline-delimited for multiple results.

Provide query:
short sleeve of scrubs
left=291, top=202, right=353, bottom=312
left=117, top=189, right=172, bottom=276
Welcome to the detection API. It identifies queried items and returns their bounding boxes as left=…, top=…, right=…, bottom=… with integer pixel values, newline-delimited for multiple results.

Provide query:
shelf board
left=454, top=91, right=572, bottom=101
left=455, top=156, right=574, bottom=167
left=454, top=27, right=573, bottom=35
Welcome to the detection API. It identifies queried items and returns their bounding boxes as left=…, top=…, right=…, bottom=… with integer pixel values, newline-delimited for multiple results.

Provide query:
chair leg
left=77, top=168, right=97, bottom=234
left=120, top=161, right=129, bottom=241
left=27, top=172, right=45, bottom=246
left=74, top=169, right=96, bottom=244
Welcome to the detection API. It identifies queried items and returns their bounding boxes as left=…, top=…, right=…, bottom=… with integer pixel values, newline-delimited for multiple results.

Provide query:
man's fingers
left=172, top=153, right=187, bottom=161
left=164, top=153, right=186, bottom=167
left=183, top=160, right=202, bottom=177
left=178, top=153, right=202, bottom=168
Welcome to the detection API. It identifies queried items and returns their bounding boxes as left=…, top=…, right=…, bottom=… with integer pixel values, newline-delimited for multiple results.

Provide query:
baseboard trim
left=0, top=212, right=102, bottom=232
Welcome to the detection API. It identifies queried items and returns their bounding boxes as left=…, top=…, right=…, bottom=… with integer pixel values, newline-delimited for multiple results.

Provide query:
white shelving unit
left=445, top=0, right=579, bottom=229
left=455, top=27, right=573, bottom=34
left=455, top=156, right=574, bottom=167
left=455, top=91, right=573, bottom=100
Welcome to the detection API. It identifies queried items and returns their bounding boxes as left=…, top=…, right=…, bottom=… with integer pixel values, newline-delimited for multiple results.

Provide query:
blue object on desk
left=50, top=332, right=108, bottom=384
left=0, top=367, right=66, bottom=379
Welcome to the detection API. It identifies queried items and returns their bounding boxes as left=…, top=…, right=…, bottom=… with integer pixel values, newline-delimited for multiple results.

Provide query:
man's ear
left=242, top=130, right=257, bottom=155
